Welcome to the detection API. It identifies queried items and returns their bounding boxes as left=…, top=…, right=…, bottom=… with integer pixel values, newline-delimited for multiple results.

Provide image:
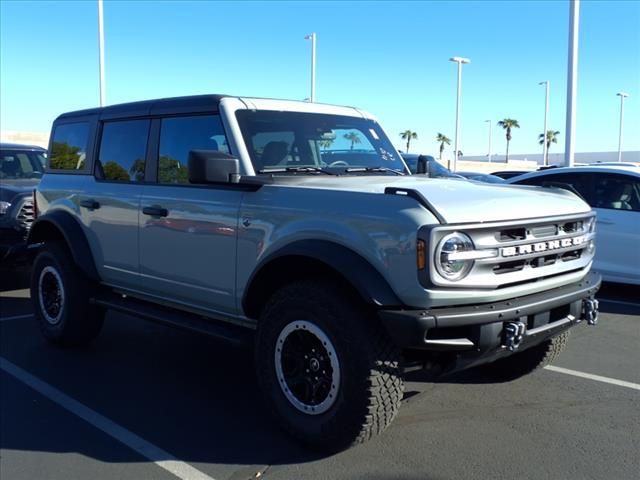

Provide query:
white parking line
left=545, top=365, right=640, bottom=391
left=0, top=314, right=33, bottom=322
left=0, top=357, right=215, bottom=480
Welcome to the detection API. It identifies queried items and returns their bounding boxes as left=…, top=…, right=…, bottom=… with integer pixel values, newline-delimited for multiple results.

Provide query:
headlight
left=436, top=232, right=475, bottom=281
left=0, top=201, right=11, bottom=215
left=584, top=217, right=596, bottom=233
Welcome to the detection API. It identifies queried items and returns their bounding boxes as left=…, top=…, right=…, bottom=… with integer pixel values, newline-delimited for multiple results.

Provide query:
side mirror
left=416, top=155, right=431, bottom=175
left=188, top=150, right=240, bottom=184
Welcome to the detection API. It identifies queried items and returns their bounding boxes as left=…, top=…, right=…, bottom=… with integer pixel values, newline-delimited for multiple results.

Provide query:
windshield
left=0, top=149, right=46, bottom=180
left=236, top=110, right=407, bottom=174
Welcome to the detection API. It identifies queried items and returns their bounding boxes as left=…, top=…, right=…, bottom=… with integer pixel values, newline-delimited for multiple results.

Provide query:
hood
left=278, top=175, right=591, bottom=224
left=0, top=179, right=39, bottom=202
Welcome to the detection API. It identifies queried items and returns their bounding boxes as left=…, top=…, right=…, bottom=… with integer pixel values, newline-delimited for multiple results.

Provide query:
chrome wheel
left=38, top=266, right=65, bottom=325
left=274, top=320, right=340, bottom=415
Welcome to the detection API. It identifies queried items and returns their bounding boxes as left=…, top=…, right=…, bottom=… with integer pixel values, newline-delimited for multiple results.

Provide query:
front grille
left=429, top=213, right=596, bottom=288
left=16, top=199, right=35, bottom=231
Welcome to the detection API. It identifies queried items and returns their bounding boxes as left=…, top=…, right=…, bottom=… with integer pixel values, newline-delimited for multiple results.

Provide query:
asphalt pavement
left=1, top=267, right=638, bottom=480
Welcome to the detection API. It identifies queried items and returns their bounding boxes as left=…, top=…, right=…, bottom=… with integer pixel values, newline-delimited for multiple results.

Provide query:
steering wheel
left=328, top=160, right=349, bottom=167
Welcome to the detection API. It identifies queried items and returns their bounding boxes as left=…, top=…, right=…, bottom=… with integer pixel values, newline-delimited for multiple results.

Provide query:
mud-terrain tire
left=255, top=280, right=404, bottom=451
left=483, top=331, right=570, bottom=381
left=31, top=242, right=105, bottom=346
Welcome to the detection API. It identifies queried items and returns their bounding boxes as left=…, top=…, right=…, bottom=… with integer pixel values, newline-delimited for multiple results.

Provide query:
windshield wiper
left=258, top=166, right=337, bottom=175
left=344, top=166, right=406, bottom=175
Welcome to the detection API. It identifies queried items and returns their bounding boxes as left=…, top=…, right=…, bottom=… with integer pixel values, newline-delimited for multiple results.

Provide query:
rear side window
left=96, top=119, right=150, bottom=182
left=157, top=115, right=228, bottom=184
left=49, top=122, right=90, bottom=171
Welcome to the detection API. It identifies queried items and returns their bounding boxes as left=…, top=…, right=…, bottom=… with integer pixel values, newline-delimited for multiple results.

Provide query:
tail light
left=33, top=189, right=38, bottom=219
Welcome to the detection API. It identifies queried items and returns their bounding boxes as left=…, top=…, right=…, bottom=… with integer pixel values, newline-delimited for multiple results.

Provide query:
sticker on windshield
left=369, top=129, right=379, bottom=140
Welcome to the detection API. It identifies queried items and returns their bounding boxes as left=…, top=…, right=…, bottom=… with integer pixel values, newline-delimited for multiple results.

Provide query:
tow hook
left=582, top=298, right=599, bottom=326
left=503, top=321, right=526, bottom=352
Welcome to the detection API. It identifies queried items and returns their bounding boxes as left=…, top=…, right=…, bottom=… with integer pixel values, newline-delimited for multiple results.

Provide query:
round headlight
left=436, top=232, right=474, bottom=281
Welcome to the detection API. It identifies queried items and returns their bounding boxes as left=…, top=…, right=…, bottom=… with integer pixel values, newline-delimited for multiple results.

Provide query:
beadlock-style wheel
left=38, top=265, right=65, bottom=325
left=274, top=320, right=340, bottom=415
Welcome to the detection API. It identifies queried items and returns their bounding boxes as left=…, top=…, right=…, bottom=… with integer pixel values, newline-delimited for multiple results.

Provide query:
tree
left=400, top=130, right=418, bottom=153
left=538, top=130, right=560, bottom=166
left=343, top=132, right=362, bottom=150
left=102, top=160, right=130, bottom=181
left=435, top=133, right=451, bottom=161
left=497, top=119, right=520, bottom=162
left=50, top=142, right=84, bottom=170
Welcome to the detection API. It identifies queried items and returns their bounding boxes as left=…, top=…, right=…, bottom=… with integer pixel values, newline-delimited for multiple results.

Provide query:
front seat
left=260, top=141, right=289, bottom=169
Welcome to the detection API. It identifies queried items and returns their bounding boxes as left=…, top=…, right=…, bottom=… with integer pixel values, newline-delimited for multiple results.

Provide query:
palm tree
left=435, top=133, right=451, bottom=161
left=343, top=132, right=362, bottom=150
left=538, top=130, right=560, bottom=166
left=400, top=130, right=418, bottom=153
left=497, top=119, right=520, bottom=162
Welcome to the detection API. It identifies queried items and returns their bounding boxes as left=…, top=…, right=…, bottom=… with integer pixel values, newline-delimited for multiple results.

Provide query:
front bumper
left=378, top=271, right=601, bottom=361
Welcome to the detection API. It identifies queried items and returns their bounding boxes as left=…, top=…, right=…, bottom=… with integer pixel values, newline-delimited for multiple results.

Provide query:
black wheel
left=483, top=331, right=570, bottom=381
left=30, top=242, right=105, bottom=346
left=255, top=280, right=404, bottom=451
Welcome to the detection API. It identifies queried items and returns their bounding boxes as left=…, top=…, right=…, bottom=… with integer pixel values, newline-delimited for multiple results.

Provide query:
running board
left=91, top=292, right=254, bottom=347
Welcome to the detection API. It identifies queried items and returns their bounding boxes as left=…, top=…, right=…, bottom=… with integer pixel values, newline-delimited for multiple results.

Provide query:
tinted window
left=518, top=172, right=593, bottom=204
left=97, top=120, right=150, bottom=182
left=49, top=122, right=90, bottom=171
left=592, top=173, right=640, bottom=212
left=0, top=150, right=46, bottom=179
left=158, top=115, right=228, bottom=184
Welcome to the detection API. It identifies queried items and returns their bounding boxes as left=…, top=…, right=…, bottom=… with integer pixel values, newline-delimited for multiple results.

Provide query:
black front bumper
left=378, top=271, right=601, bottom=358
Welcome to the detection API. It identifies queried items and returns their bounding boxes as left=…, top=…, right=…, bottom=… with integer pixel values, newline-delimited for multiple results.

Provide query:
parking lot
left=1, top=269, right=638, bottom=480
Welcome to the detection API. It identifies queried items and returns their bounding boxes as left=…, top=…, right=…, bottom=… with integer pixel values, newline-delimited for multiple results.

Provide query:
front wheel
left=31, top=242, right=105, bottom=347
left=255, top=280, right=404, bottom=451
left=482, top=331, right=570, bottom=381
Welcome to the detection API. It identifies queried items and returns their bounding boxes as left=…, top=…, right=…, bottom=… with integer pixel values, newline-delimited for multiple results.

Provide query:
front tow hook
left=582, top=298, right=599, bottom=326
left=503, top=321, right=526, bottom=352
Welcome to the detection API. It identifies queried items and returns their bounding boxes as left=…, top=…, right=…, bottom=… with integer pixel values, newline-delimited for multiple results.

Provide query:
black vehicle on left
left=0, top=143, right=46, bottom=262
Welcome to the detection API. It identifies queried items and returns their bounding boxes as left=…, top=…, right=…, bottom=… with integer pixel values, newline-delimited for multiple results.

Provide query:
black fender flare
left=28, top=210, right=100, bottom=282
left=242, top=239, right=403, bottom=318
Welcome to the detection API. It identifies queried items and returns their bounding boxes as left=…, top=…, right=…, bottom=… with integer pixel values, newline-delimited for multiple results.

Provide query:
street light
left=484, top=120, right=492, bottom=162
left=97, top=0, right=106, bottom=106
left=539, top=81, right=550, bottom=166
left=304, top=33, right=316, bottom=102
left=564, top=0, right=580, bottom=167
left=449, top=56, right=470, bottom=172
left=617, top=92, right=629, bottom=162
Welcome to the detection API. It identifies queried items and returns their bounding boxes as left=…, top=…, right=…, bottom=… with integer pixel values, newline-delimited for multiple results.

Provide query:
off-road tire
left=255, top=280, right=404, bottom=451
left=31, top=242, right=105, bottom=346
left=484, top=331, right=570, bottom=381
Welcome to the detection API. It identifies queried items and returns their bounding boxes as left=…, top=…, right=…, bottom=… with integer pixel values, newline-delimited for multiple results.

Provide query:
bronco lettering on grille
left=501, top=235, right=586, bottom=257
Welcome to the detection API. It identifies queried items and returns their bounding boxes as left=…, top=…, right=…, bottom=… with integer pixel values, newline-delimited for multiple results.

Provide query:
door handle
left=142, top=206, right=168, bottom=217
left=80, top=199, right=100, bottom=209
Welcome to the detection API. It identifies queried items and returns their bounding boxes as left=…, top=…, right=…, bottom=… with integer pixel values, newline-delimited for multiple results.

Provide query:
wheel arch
left=242, top=240, right=402, bottom=320
left=28, top=210, right=100, bottom=282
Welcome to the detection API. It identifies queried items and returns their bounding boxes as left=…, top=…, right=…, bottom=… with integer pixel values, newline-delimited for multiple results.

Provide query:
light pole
left=485, top=120, right=492, bottom=162
left=617, top=92, right=629, bottom=162
left=539, top=81, right=550, bottom=166
left=304, top=33, right=316, bottom=102
left=564, top=0, right=580, bottom=167
left=97, top=0, right=106, bottom=106
left=449, top=56, right=470, bottom=171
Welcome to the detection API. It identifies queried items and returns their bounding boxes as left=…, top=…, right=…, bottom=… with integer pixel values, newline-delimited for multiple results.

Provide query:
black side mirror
left=416, top=155, right=431, bottom=175
left=188, top=150, right=240, bottom=184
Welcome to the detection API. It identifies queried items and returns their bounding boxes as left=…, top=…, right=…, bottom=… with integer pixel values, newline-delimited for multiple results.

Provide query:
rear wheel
left=31, top=242, right=105, bottom=346
left=483, top=331, right=570, bottom=381
left=255, top=280, right=404, bottom=451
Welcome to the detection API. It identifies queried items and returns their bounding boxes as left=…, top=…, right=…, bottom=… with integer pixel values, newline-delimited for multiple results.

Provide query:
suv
left=28, top=95, right=601, bottom=451
left=0, top=143, right=46, bottom=262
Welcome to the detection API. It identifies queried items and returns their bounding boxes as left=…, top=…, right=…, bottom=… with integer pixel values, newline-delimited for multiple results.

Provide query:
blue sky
left=1, top=0, right=638, bottom=157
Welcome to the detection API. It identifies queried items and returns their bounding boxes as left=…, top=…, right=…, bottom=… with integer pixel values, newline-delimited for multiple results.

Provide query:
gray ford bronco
left=28, top=95, right=601, bottom=451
